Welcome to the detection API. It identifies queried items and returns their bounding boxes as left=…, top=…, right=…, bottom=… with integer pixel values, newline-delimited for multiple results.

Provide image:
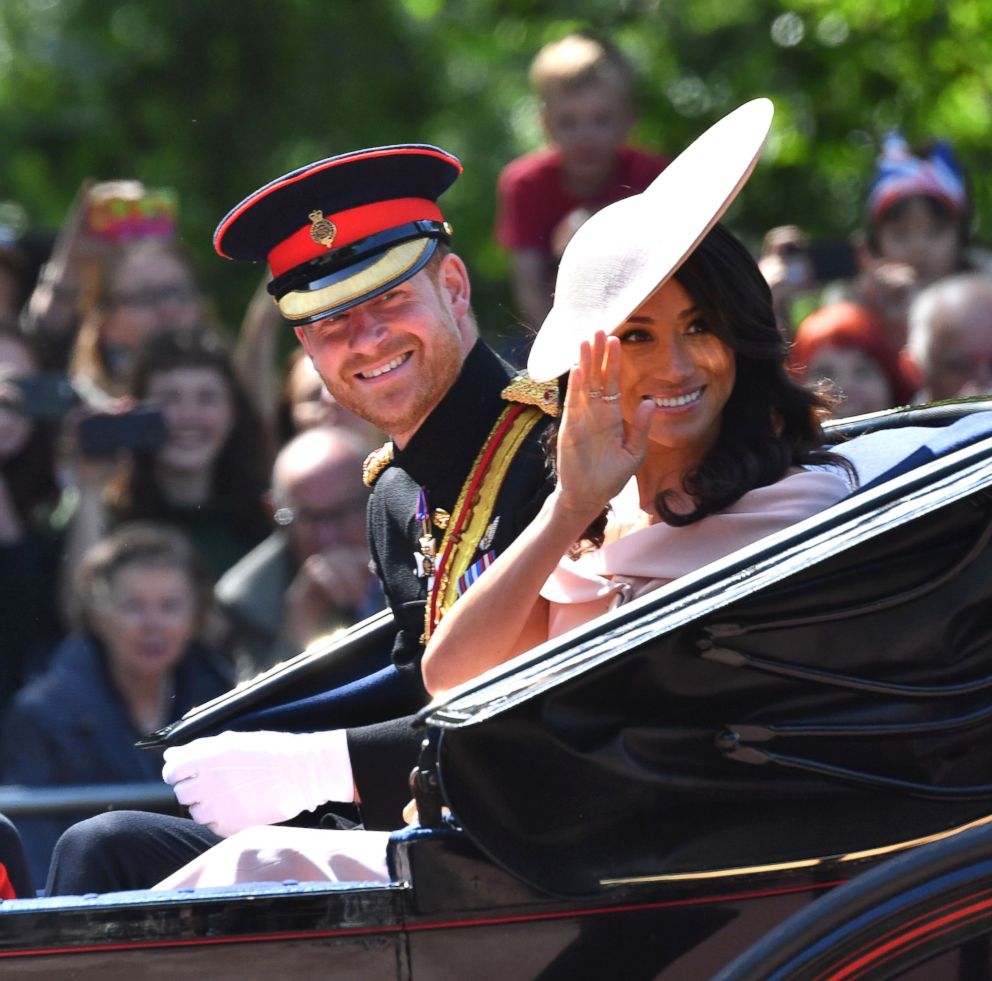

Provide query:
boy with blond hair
left=496, top=32, right=669, bottom=333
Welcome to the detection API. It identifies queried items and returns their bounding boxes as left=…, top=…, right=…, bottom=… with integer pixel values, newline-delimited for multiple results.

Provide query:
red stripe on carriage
left=822, top=890, right=992, bottom=980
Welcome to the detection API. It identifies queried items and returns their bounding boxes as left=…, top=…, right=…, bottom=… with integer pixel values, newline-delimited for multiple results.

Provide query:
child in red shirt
left=496, top=32, right=669, bottom=332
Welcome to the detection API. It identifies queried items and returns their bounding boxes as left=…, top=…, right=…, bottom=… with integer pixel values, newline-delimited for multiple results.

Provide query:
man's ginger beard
left=318, top=271, right=469, bottom=441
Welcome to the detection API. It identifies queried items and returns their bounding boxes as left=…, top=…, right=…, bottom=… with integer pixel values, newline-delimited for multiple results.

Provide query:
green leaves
left=0, top=0, right=988, bottom=332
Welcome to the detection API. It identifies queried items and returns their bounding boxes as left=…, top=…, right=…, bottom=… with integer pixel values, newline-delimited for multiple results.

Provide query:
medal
left=413, top=551, right=434, bottom=579
left=415, top=489, right=436, bottom=584
left=478, top=516, right=500, bottom=552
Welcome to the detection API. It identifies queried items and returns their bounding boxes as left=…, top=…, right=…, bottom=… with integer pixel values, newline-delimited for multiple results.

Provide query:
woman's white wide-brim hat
left=527, top=98, right=775, bottom=382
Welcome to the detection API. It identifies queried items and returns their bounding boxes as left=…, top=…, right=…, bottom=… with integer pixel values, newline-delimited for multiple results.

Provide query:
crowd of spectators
left=760, top=130, right=992, bottom=416
left=498, top=32, right=992, bottom=420
left=1, top=29, right=991, bottom=895
left=0, top=178, right=385, bottom=889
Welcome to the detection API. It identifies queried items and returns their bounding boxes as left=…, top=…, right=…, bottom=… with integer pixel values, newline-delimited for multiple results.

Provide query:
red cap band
left=267, top=198, right=444, bottom=277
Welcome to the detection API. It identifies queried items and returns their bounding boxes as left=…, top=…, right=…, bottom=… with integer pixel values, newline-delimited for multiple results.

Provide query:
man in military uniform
left=47, top=146, right=556, bottom=892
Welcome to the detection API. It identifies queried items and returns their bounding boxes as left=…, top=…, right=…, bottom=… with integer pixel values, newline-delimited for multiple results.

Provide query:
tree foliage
left=0, top=0, right=988, bottom=338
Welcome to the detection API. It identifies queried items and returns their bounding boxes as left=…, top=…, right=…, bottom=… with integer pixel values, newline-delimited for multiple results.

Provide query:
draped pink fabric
left=154, top=827, right=392, bottom=890
left=542, top=468, right=852, bottom=639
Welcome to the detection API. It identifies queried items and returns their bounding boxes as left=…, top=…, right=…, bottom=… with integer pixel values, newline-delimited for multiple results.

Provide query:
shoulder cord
left=422, top=403, right=544, bottom=643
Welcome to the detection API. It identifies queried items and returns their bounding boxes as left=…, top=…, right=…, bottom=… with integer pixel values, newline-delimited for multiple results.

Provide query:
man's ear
left=295, top=325, right=314, bottom=358
left=437, top=253, right=472, bottom=321
left=539, top=103, right=553, bottom=138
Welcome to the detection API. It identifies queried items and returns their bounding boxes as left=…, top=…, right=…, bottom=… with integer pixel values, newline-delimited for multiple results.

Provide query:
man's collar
left=393, top=340, right=513, bottom=487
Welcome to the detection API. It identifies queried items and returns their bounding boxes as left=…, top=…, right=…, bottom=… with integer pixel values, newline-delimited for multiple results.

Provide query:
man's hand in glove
left=162, top=729, right=354, bottom=837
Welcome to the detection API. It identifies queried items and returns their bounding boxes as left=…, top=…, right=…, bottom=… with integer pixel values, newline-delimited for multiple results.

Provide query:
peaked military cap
left=214, top=145, right=462, bottom=325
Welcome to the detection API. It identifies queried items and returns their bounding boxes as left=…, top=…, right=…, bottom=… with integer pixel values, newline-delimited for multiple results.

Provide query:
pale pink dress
left=155, top=826, right=392, bottom=890
left=155, top=466, right=851, bottom=891
left=542, top=467, right=852, bottom=639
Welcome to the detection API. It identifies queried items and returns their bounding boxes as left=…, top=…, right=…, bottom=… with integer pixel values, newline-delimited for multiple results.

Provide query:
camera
left=0, top=373, right=169, bottom=456
left=78, top=404, right=168, bottom=456
left=4, top=374, right=81, bottom=419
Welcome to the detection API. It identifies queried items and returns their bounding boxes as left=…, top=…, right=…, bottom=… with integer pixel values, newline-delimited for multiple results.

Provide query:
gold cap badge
left=308, top=210, right=337, bottom=249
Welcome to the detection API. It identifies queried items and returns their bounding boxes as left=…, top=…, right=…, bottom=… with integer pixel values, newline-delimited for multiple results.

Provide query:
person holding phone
left=24, top=180, right=192, bottom=378
left=0, top=326, right=65, bottom=706
left=68, top=237, right=206, bottom=401
left=61, top=326, right=271, bottom=619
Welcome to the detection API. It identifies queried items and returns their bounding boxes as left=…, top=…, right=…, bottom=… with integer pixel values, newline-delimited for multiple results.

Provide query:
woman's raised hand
left=553, top=331, right=655, bottom=521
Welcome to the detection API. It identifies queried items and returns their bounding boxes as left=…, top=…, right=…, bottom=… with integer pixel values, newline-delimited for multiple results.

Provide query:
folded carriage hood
left=427, top=409, right=992, bottom=896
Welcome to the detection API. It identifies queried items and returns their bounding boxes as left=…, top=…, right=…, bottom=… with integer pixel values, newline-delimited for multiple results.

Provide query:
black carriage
left=1, top=401, right=991, bottom=980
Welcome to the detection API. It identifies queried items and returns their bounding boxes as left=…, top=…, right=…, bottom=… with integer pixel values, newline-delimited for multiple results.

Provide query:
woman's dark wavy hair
left=556, top=222, right=851, bottom=545
left=108, top=326, right=271, bottom=543
left=0, top=325, right=60, bottom=523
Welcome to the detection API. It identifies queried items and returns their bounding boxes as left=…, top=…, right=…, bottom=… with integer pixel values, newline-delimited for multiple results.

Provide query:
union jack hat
left=867, top=133, right=966, bottom=221
left=214, top=145, right=462, bottom=325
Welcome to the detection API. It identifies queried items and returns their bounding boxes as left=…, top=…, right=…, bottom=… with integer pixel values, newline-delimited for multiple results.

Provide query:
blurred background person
left=0, top=326, right=67, bottom=707
left=905, top=272, right=992, bottom=402
left=69, top=235, right=205, bottom=402
left=826, top=133, right=974, bottom=350
left=24, top=180, right=190, bottom=378
left=23, top=179, right=273, bottom=416
left=279, top=347, right=335, bottom=436
left=0, top=814, right=31, bottom=897
left=758, top=224, right=820, bottom=338
left=216, top=425, right=382, bottom=677
left=790, top=302, right=916, bottom=418
left=61, top=325, right=271, bottom=612
left=0, top=227, right=33, bottom=322
left=0, top=522, right=233, bottom=891
left=21, top=180, right=98, bottom=372
left=495, top=31, right=669, bottom=338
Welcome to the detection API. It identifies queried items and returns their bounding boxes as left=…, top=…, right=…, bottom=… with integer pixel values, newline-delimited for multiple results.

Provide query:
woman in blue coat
left=0, top=522, right=233, bottom=890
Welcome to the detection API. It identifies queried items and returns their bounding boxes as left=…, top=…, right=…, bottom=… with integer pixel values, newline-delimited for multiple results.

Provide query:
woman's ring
left=587, top=389, right=602, bottom=399
left=601, top=392, right=620, bottom=402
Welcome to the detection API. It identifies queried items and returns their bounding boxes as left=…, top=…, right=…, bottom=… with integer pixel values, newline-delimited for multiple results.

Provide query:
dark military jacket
left=350, top=340, right=555, bottom=827
left=367, top=339, right=553, bottom=678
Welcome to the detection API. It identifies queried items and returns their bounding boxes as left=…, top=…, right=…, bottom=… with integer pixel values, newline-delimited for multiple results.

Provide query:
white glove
left=162, top=729, right=354, bottom=838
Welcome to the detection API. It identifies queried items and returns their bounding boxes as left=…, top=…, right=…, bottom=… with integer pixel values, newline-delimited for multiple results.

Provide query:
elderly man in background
left=217, top=426, right=382, bottom=677
left=906, top=273, right=992, bottom=402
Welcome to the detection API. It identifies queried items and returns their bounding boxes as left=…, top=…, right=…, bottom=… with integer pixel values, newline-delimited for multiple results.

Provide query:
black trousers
left=46, top=811, right=222, bottom=896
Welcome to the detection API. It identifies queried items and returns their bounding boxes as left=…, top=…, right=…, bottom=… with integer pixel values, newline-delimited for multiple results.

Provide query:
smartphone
left=7, top=374, right=81, bottom=419
left=78, top=405, right=168, bottom=456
